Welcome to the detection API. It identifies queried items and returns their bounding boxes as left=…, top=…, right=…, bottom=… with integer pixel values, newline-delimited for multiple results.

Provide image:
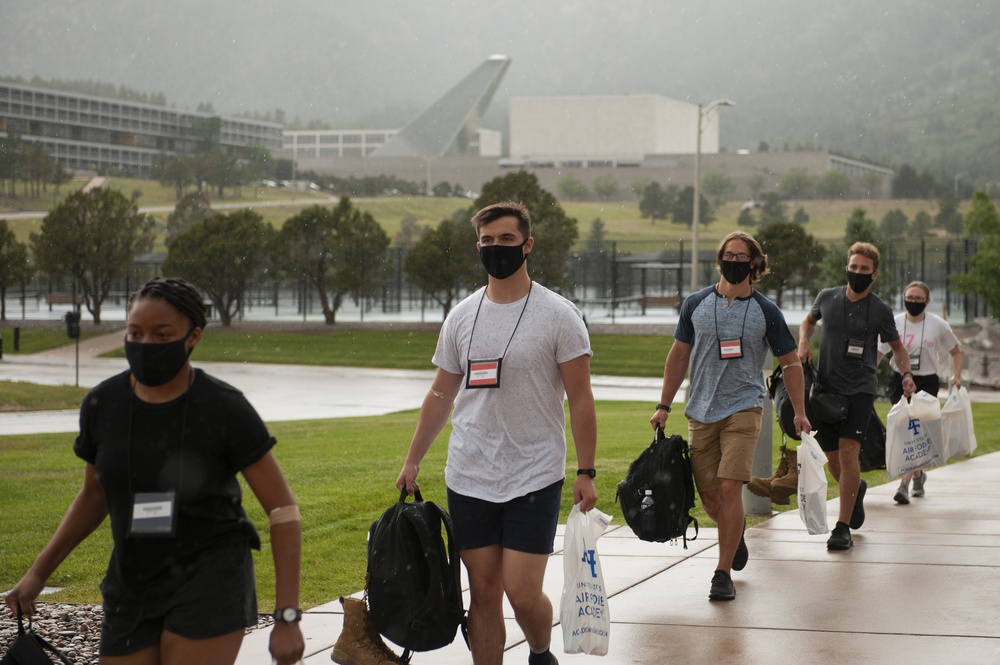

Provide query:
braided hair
left=128, top=277, right=208, bottom=330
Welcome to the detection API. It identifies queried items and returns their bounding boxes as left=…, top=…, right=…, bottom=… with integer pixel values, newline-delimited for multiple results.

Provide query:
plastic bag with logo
left=885, top=390, right=945, bottom=479
left=560, top=503, right=612, bottom=656
left=796, top=431, right=829, bottom=535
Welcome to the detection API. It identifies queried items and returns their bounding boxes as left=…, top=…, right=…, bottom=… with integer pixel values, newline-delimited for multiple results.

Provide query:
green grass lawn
left=2, top=399, right=997, bottom=610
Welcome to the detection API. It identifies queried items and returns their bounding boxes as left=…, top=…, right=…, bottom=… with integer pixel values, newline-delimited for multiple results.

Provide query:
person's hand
left=798, top=343, right=813, bottom=366
left=5, top=573, right=45, bottom=617
left=395, top=463, right=419, bottom=495
left=902, top=373, right=916, bottom=397
left=951, top=376, right=962, bottom=389
left=268, top=621, right=305, bottom=665
left=793, top=413, right=812, bottom=437
left=572, top=475, right=597, bottom=513
left=649, top=408, right=668, bottom=431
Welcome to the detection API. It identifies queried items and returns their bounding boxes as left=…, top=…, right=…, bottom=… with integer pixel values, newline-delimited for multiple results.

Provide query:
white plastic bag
left=885, top=390, right=945, bottom=479
left=940, top=385, right=977, bottom=459
left=797, top=431, right=829, bottom=535
left=561, top=503, right=612, bottom=656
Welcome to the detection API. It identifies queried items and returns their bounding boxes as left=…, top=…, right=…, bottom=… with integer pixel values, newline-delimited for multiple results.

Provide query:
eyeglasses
left=904, top=298, right=927, bottom=303
left=722, top=252, right=750, bottom=262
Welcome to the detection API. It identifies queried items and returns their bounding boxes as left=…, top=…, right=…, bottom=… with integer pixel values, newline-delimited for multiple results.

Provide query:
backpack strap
left=16, top=611, right=74, bottom=665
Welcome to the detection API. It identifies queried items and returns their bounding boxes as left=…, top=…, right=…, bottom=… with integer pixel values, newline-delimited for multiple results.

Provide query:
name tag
left=129, top=492, right=177, bottom=537
left=908, top=351, right=921, bottom=371
left=845, top=338, right=865, bottom=359
left=719, top=338, right=743, bottom=360
left=467, top=358, right=502, bottom=389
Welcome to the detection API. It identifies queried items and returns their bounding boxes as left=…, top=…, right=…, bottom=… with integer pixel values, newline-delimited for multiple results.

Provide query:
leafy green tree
left=638, top=182, right=673, bottom=222
left=0, top=135, right=25, bottom=197
left=585, top=218, right=607, bottom=255
left=747, top=172, right=768, bottom=201
left=591, top=173, right=618, bottom=200
left=274, top=198, right=390, bottom=324
left=879, top=209, right=909, bottom=238
left=792, top=206, right=810, bottom=224
left=393, top=214, right=426, bottom=247
left=166, top=192, right=212, bottom=243
left=815, top=171, right=852, bottom=199
left=935, top=191, right=963, bottom=235
left=556, top=173, right=589, bottom=201
left=701, top=171, right=736, bottom=207
left=31, top=188, right=154, bottom=323
left=737, top=208, right=756, bottom=227
left=51, top=163, right=72, bottom=200
left=778, top=167, right=815, bottom=200
left=404, top=218, right=479, bottom=318
left=432, top=181, right=454, bottom=197
left=151, top=153, right=193, bottom=200
left=473, top=171, right=579, bottom=292
left=164, top=209, right=272, bottom=326
left=759, top=192, right=788, bottom=227
left=757, top=222, right=826, bottom=307
left=25, top=142, right=54, bottom=198
left=0, top=221, right=31, bottom=320
left=673, top=186, right=713, bottom=227
left=818, top=208, right=894, bottom=301
left=954, top=191, right=1000, bottom=312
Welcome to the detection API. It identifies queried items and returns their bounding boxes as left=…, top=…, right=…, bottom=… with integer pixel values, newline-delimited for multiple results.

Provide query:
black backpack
left=858, top=406, right=886, bottom=471
left=366, top=489, right=467, bottom=663
left=616, top=427, right=699, bottom=547
left=767, top=362, right=815, bottom=440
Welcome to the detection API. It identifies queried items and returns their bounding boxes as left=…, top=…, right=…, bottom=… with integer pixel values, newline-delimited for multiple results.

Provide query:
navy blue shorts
left=447, top=479, right=564, bottom=555
left=99, top=539, right=257, bottom=656
left=815, top=392, right=876, bottom=452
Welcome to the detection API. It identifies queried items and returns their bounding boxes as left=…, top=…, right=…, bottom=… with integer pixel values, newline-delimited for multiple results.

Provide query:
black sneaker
left=732, top=519, right=749, bottom=571
left=827, top=521, right=853, bottom=550
left=912, top=471, right=926, bottom=497
left=528, top=649, right=558, bottom=665
left=709, top=569, right=736, bottom=601
left=894, top=483, right=910, bottom=504
left=850, top=478, right=867, bottom=529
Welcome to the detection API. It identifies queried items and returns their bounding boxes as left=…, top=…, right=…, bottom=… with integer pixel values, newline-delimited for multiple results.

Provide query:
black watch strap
left=655, top=403, right=672, bottom=413
left=577, top=468, right=596, bottom=478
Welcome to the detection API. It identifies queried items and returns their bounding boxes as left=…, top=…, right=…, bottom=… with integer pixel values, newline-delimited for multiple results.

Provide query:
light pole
left=691, top=98, right=735, bottom=294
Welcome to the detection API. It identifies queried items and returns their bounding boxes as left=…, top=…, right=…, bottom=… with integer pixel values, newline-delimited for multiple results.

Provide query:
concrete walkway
left=237, top=452, right=1000, bottom=665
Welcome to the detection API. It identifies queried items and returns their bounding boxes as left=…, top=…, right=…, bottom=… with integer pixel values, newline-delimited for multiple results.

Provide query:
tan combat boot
left=747, top=445, right=789, bottom=500
left=770, top=449, right=799, bottom=505
left=331, top=596, right=401, bottom=665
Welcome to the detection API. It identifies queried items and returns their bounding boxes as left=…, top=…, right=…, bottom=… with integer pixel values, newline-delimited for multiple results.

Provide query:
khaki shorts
left=687, top=408, right=763, bottom=492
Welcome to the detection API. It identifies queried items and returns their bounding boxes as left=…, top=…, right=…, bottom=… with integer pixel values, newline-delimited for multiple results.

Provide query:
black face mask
left=125, top=335, right=192, bottom=387
left=846, top=270, right=875, bottom=294
left=905, top=301, right=927, bottom=317
left=480, top=238, right=528, bottom=280
left=720, top=259, right=752, bottom=285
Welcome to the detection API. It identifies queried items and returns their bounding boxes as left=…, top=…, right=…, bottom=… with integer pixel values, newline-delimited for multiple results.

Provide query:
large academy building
left=0, top=81, right=281, bottom=177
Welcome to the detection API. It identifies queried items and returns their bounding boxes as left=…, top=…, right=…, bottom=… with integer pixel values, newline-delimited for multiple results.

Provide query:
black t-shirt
left=809, top=286, right=899, bottom=396
left=74, top=369, right=275, bottom=588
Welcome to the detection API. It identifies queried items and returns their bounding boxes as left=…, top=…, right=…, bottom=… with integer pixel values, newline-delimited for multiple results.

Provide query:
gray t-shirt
left=810, top=286, right=899, bottom=395
left=675, top=286, right=797, bottom=423
left=433, top=283, right=592, bottom=502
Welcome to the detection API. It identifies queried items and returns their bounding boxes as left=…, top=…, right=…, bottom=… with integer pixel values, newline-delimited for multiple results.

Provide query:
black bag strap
left=14, top=610, right=74, bottom=665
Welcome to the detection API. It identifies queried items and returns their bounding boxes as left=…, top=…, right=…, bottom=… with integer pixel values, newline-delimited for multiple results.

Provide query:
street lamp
left=691, top=98, right=735, bottom=294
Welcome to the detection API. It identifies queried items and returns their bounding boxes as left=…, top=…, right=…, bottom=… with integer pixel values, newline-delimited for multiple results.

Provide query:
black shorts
left=888, top=372, right=941, bottom=405
left=99, top=539, right=257, bottom=656
left=447, top=479, right=564, bottom=555
left=815, top=393, right=876, bottom=452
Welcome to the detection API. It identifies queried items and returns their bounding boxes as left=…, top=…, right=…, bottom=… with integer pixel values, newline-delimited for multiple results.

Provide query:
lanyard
left=714, top=289, right=752, bottom=341
left=841, top=286, right=871, bottom=340
left=902, top=316, right=925, bottom=355
left=466, top=283, right=533, bottom=364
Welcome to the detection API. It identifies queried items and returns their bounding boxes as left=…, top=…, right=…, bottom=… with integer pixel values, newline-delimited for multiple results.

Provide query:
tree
left=151, top=153, right=193, bottom=200
left=404, top=218, right=479, bottom=318
left=166, top=191, right=213, bottom=243
left=638, top=182, right=673, bottom=222
left=879, top=209, right=909, bottom=238
left=815, top=170, right=852, bottom=199
left=778, top=167, right=815, bottom=200
left=274, top=198, right=390, bottom=324
left=792, top=206, right=810, bottom=224
left=701, top=171, right=736, bottom=207
left=164, top=209, right=272, bottom=326
left=556, top=173, right=589, bottom=201
left=591, top=173, right=618, bottom=200
left=746, top=172, right=768, bottom=201
left=935, top=191, right=963, bottom=236
left=432, top=181, right=454, bottom=197
left=758, top=192, right=788, bottom=227
left=911, top=210, right=934, bottom=238
left=673, top=186, right=713, bottom=226
left=0, top=221, right=31, bottom=320
left=585, top=218, right=607, bottom=255
left=0, top=135, right=26, bottom=197
left=954, top=191, right=1000, bottom=312
left=756, top=222, right=826, bottom=307
left=473, top=171, right=578, bottom=292
left=737, top=208, right=756, bottom=227
left=31, top=188, right=154, bottom=323
left=818, top=208, right=894, bottom=302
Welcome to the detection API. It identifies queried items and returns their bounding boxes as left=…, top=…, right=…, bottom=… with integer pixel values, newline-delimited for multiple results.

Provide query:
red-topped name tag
left=467, top=358, right=502, bottom=389
left=719, top=338, right=743, bottom=360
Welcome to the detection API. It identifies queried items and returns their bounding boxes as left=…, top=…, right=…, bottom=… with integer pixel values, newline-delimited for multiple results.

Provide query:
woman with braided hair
left=5, top=277, right=304, bottom=665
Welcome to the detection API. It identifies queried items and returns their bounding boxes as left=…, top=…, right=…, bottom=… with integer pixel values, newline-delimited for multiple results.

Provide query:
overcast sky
left=2, top=0, right=996, bottom=151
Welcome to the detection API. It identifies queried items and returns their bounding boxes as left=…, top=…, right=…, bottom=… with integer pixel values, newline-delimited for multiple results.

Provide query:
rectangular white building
left=509, top=94, right=716, bottom=160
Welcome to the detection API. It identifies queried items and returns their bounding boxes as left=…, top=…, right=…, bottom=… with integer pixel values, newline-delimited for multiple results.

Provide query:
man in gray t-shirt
left=799, top=242, right=914, bottom=551
left=397, top=202, right=596, bottom=665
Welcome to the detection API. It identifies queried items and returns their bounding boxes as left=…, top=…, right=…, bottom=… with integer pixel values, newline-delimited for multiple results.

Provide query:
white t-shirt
left=878, top=311, right=960, bottom=378
left=433, top=283, right=592, bottom=502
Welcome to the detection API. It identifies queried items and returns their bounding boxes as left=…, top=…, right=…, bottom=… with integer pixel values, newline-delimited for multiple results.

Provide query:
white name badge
left=129, top=492, right=177, bottom=537
left=846, top=338, right=865, bottom=359
left=719, top=338, right=743, bottom=360
left=467, top=358, right=502, bottom=389
left=908, top=351, right=922, bottom=371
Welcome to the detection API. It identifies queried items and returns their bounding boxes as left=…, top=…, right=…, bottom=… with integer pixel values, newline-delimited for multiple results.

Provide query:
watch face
left=280, top=607, right=299, bottom=622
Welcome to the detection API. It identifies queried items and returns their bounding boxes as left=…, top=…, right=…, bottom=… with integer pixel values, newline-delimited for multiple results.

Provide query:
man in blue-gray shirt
left=651, top=231, right=809, bottom=602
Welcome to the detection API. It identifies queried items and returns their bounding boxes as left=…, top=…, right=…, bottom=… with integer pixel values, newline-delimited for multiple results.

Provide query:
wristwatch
left=655, top=403, right=672, bottom=413
left=577, top=468, right=597, bottom=478
left=273, top=607, right=302, bottom=623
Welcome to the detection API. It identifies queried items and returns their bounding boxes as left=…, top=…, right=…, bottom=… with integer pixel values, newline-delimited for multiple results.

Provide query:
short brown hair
left=470, top=202, right=531, bottom=239
left=847, top=241, right=880, bottom=271
left=904, top=280, right=931, bottom=301
left=716, top=231, right=770, bottom=284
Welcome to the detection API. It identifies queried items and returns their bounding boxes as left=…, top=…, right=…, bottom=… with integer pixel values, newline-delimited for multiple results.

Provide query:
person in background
left=799, top=242, right=914, bottom=551
left=396, top=202, right=597, bottom=665
left=651, top=231, right=809, bottom=602
left=5, top=277, right=304, bottom=665
left=877, top=280, right=964, bottom=504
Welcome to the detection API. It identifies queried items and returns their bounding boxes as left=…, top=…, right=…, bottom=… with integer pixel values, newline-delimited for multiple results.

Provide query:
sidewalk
left=235, top=451, right=1000, bottom=665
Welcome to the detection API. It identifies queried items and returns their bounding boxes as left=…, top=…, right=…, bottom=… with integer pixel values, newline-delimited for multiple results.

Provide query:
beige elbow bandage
left=782, top=361, right=802, bottom=370
left=269, top=505, right=301, bottom=526
left=429, top=389, right=446, bottom=400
